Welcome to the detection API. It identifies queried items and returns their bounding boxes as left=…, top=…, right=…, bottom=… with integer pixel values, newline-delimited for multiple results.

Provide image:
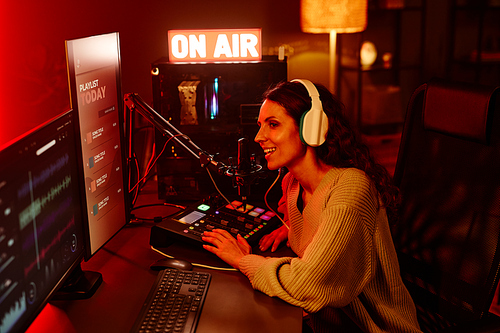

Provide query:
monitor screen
left=65, top=32, right=129, bottom=259
left=0, top=110, right=85, bottom=333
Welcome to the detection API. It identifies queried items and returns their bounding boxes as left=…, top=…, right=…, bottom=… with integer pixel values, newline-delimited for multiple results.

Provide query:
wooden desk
left=26, top=220, right=302, bottom=333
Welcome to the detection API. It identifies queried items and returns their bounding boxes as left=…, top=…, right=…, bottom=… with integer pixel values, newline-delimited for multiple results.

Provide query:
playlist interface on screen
left=68, top=33, right=127, bottom=255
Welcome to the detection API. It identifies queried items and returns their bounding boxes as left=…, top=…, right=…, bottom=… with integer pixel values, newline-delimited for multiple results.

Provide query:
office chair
left=391, top=78, right=500, bottom=333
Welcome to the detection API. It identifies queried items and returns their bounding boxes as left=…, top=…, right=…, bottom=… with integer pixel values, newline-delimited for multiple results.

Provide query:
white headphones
left=291, top=79, right=328, bottom=147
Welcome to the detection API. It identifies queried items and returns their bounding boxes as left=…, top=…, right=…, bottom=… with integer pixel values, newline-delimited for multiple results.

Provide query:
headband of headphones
left=291, top=79, right=328, bottom=147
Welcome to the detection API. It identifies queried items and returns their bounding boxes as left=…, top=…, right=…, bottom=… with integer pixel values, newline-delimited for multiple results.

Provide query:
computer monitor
left=0, top=110, right=85, bottom=333
left=65, top=32, right=129, bottom=259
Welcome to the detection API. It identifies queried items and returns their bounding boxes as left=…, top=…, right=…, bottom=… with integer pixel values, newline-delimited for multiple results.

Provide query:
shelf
left=340, top=63, right=421, bottom=72
left=455, top=59, right=500, bottom=66
left=453, top=2, right=500, bottom=10
left=446, top=0, right=500, bottom=85
left=337, top=3, right=425, bottom=132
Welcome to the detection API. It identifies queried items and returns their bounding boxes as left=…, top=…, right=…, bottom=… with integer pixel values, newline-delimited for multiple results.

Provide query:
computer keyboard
left=131, top=268, right=211, bottom=333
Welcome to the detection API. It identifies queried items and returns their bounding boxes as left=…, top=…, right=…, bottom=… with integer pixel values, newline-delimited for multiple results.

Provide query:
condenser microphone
left=223, top=137, right=263, bottom=211
left=237, top=138, right=251, bottom=208
left=237, top=137, right=251, bottom=175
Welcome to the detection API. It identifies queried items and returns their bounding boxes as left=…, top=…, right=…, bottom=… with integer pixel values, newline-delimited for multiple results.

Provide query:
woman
left=202, top=80, right=421, bottom=333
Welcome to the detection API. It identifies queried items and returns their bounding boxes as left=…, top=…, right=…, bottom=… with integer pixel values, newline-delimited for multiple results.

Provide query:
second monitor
left=65, top=32, right=129, bottom=259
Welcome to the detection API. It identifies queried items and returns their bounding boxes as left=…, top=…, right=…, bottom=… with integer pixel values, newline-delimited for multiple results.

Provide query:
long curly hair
left=263, top=80, right=400, bottom=223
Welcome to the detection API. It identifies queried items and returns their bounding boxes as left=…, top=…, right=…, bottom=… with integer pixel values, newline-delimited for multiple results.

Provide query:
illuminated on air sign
left=168, top=29, right=262, bottom=63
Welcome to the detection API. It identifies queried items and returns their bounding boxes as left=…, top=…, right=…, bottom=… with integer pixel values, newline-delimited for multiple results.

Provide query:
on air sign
left=168, top=29, right=262, bottom=63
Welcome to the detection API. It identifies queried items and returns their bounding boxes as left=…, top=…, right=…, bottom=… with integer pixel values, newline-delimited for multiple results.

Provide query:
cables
left=205, top=168, right=238, bottom=211
left=129, top=133, right=184, bottom=208
left=129, top=202, right=186, bottom=224
left=263, top=168, right=289, bottom=230
left=130, top=134, right=183, bottom=194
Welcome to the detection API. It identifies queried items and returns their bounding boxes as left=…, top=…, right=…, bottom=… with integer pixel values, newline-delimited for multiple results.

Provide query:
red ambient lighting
left=168, top=29, right=262, bottom=63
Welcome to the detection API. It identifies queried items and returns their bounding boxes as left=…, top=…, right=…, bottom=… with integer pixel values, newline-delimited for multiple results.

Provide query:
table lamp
left=300, top=0, right=368, bottom=93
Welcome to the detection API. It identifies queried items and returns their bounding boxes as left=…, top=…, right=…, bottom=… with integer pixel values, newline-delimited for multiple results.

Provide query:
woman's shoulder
left=323, top=168, right=377, bottom=203
left=282, top=167, right=371, bottom=190
left=325, top=167, right=371, bottom=186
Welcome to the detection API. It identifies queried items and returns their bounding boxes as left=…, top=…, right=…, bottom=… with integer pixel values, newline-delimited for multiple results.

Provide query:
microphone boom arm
left=124, top=93, right=228, bottom=172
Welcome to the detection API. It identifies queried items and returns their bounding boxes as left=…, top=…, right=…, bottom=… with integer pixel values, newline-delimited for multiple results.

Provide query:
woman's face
left=255, top=100, right=306, bottom=170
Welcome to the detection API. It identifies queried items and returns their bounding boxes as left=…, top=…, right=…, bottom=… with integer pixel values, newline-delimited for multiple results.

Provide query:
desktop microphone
left=237, top=137, right=252, bottom=176
left=227, top=137, right=263, bottom=210
left=237, top=138, right=251, bottom=208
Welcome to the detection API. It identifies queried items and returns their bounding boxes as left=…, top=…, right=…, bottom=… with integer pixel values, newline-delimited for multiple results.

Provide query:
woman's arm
left=240, top=204, right=375, bottom=313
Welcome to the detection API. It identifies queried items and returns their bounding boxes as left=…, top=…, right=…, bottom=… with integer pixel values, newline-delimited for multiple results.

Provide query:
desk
left=26, top=199, right=302, bottom=333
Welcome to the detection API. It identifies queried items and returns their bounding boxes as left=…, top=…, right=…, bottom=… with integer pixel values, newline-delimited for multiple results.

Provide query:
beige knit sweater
left=239, top=168, right=421, bottom=332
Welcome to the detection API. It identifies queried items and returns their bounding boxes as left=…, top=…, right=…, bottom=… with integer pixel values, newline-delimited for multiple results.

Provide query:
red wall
left=0, top=0, right=454, bottom=147
left=0, top=0, right=304, bottom=146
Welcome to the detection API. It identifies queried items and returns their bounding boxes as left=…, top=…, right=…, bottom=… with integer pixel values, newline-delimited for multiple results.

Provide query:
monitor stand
left=52, top=264, right=103, bottom=300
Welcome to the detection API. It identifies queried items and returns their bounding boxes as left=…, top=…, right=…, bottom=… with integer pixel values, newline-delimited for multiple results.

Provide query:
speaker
left=292, top=79, right=328, bottom=147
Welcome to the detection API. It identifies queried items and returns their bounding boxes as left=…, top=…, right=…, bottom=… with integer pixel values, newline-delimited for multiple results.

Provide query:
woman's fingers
left=201, top=229, right=250, bottom=269
left=237, top=234, right=251, bottom=253
left=258, top=226, right=288, bottom=252
left=203, top=229, right=235, bottom=245
left=258, top=234, right=273, bottom=251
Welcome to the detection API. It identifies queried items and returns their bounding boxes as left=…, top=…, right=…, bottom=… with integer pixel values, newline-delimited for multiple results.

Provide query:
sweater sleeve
left=239, top=170, right=377, bottom=313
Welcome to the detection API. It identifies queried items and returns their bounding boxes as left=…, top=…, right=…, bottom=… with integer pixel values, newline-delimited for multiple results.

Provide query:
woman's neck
left=289, top=155, right=332, bottom=196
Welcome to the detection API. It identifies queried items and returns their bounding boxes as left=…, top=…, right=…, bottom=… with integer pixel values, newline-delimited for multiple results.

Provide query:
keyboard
left=131, top=268, right=211, bottom=333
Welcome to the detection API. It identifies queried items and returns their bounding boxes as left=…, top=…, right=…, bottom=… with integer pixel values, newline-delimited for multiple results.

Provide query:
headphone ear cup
left=292, top=79, right=328, bottom=147
left=301, top=105, right=328, bottom=147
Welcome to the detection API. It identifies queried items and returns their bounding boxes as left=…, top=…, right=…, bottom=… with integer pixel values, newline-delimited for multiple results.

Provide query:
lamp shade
left=300, top=0, right=368, bottom=33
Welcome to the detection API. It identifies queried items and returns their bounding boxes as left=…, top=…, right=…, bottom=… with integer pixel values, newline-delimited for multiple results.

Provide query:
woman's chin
left=266, top=161, right=281, bottom=171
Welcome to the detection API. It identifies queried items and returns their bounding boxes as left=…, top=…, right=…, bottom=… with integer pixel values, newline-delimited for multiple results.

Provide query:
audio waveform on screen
left=18, top=175, right=72, bottom=230
left=17, top=153, right=69, bottom=199
left=23, top=217, right=75, bottom=277
left=21, top=196, right=73, bottom=252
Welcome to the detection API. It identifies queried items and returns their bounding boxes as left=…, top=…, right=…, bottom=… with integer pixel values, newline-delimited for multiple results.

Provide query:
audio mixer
left=149, top=194, right=282, bottom=248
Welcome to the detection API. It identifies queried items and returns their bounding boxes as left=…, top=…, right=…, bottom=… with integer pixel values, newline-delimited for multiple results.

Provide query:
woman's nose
left=254, top=126, right=265, bottom=143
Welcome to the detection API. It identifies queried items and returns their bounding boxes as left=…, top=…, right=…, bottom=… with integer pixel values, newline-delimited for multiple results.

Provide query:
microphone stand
left=123, top=93, right=262, bottom=205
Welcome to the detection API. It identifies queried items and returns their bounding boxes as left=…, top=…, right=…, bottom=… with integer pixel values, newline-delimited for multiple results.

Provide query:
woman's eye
left=269, top=122, right=278, bottom=128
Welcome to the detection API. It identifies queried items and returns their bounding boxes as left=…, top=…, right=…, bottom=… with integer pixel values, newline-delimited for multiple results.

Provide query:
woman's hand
left=259, top=225, right=289, bottom=252
left=202, top=229, right=251, bottom=270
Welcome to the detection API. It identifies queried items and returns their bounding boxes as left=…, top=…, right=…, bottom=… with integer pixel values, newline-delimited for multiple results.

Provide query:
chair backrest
left=392, top=78, right=500, bottom=332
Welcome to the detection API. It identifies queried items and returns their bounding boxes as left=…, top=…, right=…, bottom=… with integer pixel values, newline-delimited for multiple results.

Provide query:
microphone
left=237, top=138, right=251, bottom=208
left=226, top=137, right=263, bottom=211
left=237, top=137, right=251, bottom=175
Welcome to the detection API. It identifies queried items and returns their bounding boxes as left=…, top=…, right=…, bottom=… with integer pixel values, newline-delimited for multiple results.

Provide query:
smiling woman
left=202, top=79, right=422, bottom=333
left=255, top=99, right=307, bottom=171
